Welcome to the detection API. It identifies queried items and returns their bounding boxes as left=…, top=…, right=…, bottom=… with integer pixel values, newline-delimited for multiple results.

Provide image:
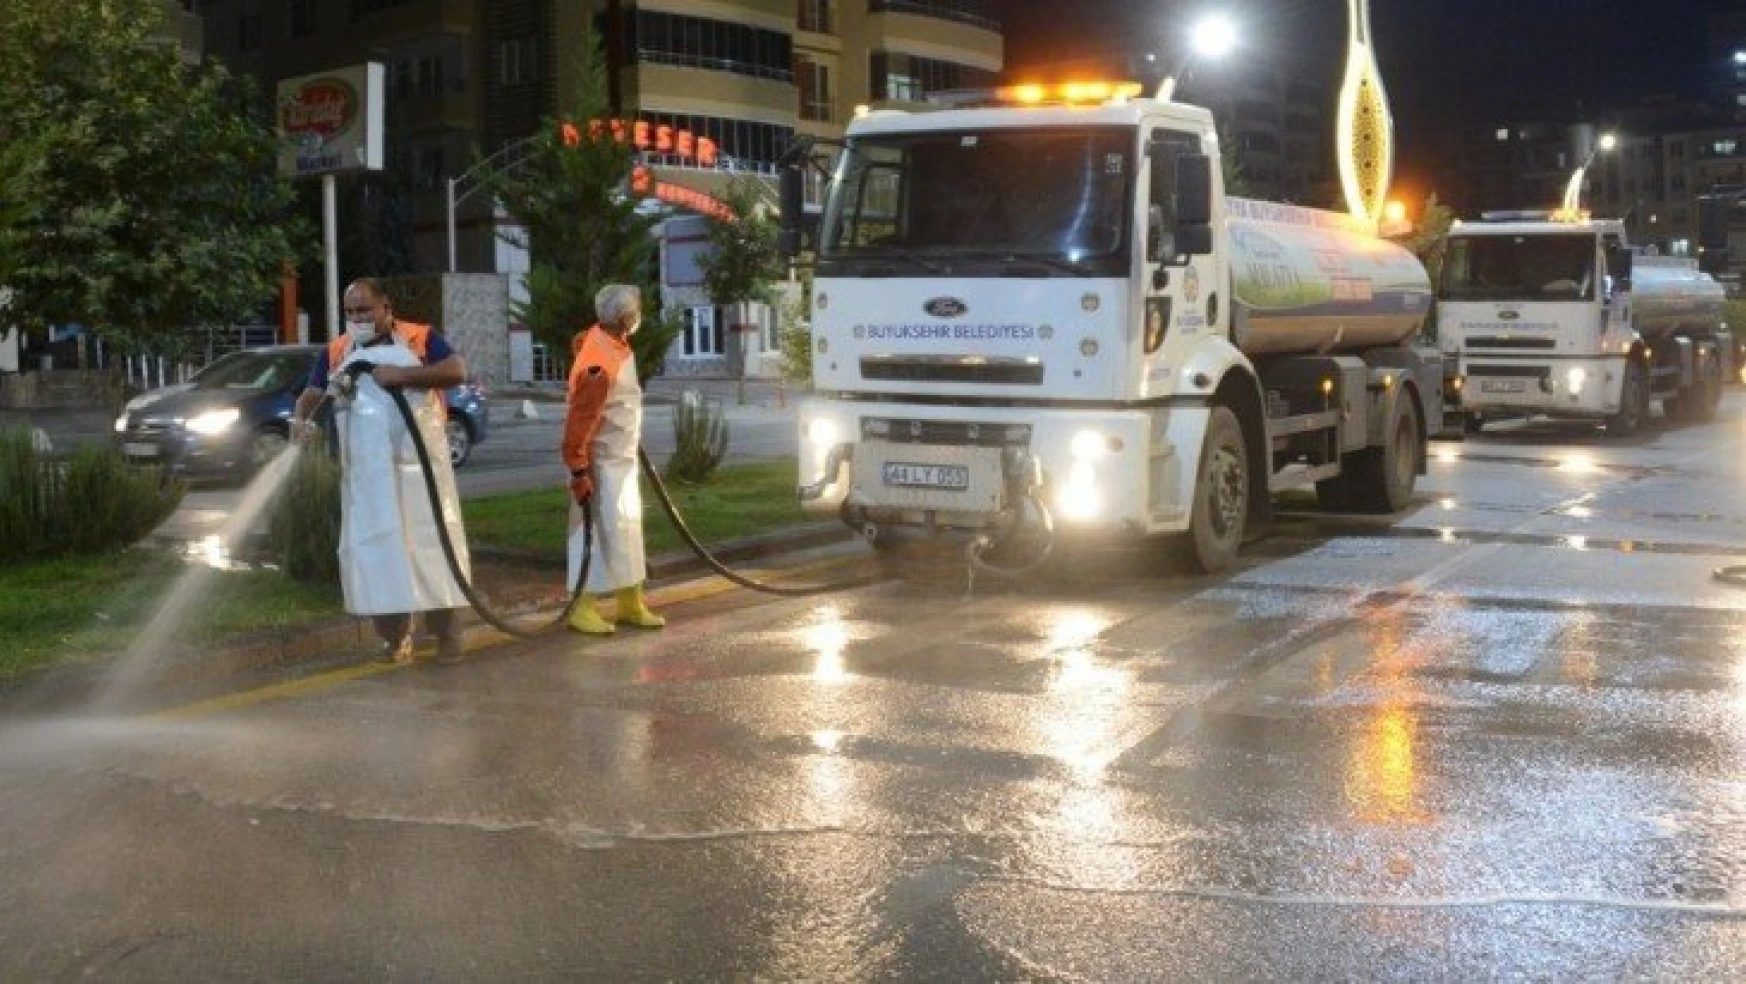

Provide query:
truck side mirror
left=778, top=164, right=805, bottom=259
left=1606, top=246, right=1633, bottom=291
left=1174, top=154, right=1213, bottom=225
left=1171, top=154, right=1215, bottom=257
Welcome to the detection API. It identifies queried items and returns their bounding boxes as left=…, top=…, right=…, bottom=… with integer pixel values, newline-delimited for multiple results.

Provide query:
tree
left=1390, top=193, right=1455, bottom=343
left=480, top=33, right=678, bottom=381
left=0, top=0, right=306, bottom=356
left=697, top=175, right=785, bottom=400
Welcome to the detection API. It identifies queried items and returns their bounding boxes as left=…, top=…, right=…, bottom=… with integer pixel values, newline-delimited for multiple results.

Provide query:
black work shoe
left=379, top=636, right=416, bottom=665
left=435, top=634, right=466, bottom=664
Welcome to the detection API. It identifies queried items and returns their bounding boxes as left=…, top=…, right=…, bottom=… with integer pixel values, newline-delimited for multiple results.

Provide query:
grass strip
left=463, top=459, right=814, bottom=557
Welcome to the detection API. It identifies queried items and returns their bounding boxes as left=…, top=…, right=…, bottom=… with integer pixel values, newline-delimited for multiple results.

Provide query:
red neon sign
left=568, top=117, right=720, bottom=168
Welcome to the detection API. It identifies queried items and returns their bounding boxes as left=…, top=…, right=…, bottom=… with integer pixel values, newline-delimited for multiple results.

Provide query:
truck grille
left=1465, top=336, right=1557, bottom=350
left=1468, top=364, right=1551, bottom=379
left=861, top=417, right=1031, bottom=448
left=861, top=355, right=1044, bottom=385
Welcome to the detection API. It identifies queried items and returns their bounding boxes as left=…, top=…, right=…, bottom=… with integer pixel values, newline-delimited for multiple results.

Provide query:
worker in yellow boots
left=560, top=284, right=666, bottom=635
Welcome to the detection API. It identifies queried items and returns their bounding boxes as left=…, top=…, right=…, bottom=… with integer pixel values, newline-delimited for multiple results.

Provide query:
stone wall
left=383, top=274, right=511, bottom=387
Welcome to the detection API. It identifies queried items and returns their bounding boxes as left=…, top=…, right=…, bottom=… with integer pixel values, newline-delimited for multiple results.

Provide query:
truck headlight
left=1070, top=429, right=1110, bottom=460
left=1565, top=367, right=1588, bottom=393
left=184, top=408, right=241, bottom=436
left=113, top=415, right=127, bottom=434
left=1055, top=460, right=1103, bottom=521
left=806, top=418, right=840, bottom=449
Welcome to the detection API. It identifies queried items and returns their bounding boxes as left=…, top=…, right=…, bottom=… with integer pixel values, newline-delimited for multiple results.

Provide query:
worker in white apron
left=561, top=283, right=664, bottom=635
left=292, top=278, right=472, bottom=662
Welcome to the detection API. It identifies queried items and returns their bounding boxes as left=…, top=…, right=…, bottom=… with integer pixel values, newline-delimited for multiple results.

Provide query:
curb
left=0, top=522, right=861, bottom=715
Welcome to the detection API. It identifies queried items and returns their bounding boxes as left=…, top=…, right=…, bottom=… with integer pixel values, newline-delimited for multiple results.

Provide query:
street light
left=1558, top=131, right=1616, bottom=219
left=446, top=135, right=538, bottom=273
left=1157, top=13, right=1238, bottom=101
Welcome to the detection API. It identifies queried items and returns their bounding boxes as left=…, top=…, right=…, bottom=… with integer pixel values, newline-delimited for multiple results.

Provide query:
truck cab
left=1438, top=214, right=1728, bottom=435
left=786, top=85, right=1439, bottom=574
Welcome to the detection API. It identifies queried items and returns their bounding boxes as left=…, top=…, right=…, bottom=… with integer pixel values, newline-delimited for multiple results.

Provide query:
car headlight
left=113, top=415, right=127, bottom=434
left=806, top=418, right=840, bottom=448
left=183, top=408, right=241, bottom=436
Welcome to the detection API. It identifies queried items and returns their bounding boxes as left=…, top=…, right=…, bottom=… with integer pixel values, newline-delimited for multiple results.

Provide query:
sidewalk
left=490, top=376, right=805, bottom=427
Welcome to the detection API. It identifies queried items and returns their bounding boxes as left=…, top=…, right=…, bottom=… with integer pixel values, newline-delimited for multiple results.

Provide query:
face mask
left=347, top=319, right=377, bottom=343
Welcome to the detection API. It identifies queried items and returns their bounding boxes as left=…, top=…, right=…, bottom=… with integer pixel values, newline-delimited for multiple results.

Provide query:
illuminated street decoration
left=1336, top=0, right=1394, bottom=229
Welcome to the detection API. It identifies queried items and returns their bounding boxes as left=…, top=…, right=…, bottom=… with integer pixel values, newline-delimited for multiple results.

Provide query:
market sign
left=277, top=63, right=384, bottom=178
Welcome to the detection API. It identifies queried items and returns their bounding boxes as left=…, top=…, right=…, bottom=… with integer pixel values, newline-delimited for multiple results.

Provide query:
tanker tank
left=1223, top=198, right=1432, bottom=358
left=1628, top=256, right=1725, bottom=342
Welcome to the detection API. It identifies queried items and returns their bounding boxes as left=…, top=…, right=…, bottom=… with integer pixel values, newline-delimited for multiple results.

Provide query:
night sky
left=1002, top=0, right=1733, bottom=196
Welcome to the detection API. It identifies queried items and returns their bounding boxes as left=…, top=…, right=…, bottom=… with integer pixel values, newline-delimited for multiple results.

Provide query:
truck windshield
left=819, top=126, right=1132, bottom=277
left=1440, top=233, right=1597, bottom=301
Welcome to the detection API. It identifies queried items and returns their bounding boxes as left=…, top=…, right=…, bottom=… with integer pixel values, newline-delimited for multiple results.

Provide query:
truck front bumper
left=1454, top=356, right=1626, bottom=417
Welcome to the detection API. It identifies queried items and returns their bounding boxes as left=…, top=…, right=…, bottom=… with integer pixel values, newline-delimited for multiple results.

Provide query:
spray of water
left=94, top=444, right=307, bottom=711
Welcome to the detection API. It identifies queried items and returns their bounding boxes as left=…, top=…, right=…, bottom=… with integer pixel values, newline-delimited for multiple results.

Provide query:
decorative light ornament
left=1336, top=0, right=1394, bottom=229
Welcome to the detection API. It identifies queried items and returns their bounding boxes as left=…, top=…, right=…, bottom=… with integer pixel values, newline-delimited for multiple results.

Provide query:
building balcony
left=865, top=10, right=1002, bottom=72
left=626, top=62, right=798, bottom=122
left=868, top=1, right=1000, bottom=33
left=353, top=0, right=475, bottom=41
left=394, top=87, right=475, bottom=134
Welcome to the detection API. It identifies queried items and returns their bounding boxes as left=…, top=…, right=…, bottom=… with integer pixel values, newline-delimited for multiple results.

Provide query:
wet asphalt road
left=3, top=399, right=1746, bottom=979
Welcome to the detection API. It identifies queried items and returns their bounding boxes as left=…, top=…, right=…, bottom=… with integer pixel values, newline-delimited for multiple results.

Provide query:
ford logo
left=1498, top=310, right=1520, bottom=321
left=925, top=297, right=968, bottom=318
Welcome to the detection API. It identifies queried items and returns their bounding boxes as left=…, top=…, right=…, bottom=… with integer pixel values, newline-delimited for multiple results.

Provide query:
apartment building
left=199, top=0, right=1003, bottom=275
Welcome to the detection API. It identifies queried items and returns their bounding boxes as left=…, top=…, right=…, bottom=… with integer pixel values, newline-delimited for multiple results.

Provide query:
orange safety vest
left=327, top=321, right=445, bottom=416
left=562, top=324, right=633, bottom=474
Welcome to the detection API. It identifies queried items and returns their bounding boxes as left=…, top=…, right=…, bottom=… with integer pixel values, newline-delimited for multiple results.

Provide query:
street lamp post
left=446, top=135, right=539, bottom=273
left=1559, top=131, right=1616, bottom=219
left=1157, top=14, right=1237, bottom=101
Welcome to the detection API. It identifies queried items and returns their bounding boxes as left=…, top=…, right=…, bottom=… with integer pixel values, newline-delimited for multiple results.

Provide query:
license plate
left=1479, top=379, right=1527, bottom=393
left=882, top=462, right=970, bottom=491
left=123, top=442, right=160, bottom=458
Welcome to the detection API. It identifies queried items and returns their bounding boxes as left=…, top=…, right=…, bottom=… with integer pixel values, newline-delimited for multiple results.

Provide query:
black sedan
left=115, top=345, right=490, bottom=481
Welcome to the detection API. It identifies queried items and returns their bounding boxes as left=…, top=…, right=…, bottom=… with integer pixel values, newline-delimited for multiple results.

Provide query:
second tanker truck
left=780, top=82, right=1441, bottom=574
left=1439, top=213, right=1730, bottom=436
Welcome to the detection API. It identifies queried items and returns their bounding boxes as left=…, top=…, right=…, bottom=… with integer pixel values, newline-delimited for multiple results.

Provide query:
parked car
left=115, top=345, right=490, bottom=481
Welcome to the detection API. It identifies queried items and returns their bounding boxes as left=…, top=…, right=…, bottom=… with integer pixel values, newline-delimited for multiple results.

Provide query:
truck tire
left=1607, top=358, right=1647, bottom=436
left=1178, top=406, right=1248, bottom=573
left=1349, top=395, right=1421, bottom=514
left=1690, top=347, right=1724, bottom=422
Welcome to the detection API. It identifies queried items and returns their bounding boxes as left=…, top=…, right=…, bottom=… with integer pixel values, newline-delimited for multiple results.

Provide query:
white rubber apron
left=566, top=352, right=647, bottom=594
left=335, top=342, right=472, bottom=615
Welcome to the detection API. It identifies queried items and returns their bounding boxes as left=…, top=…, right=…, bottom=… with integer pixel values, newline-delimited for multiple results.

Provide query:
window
left=681, top=307, right=722, bottom=357
left=867, top=0, right=999, bottom=30
left=395, top=59, right=414, bottom=95
left=418, top=56, right=443, bottom=95
left=797, top=56, right=832, bottom=122
left=351, top=0, right=415, bottom=19
left=1495, top=128, right=1510, bottom=141
left=642, top=112, right=794, bottom=169
left=798, top=0, right=833, bottom=34
left=821, top=126, right=1133, bottom=277
left=626, top=11, right=794, bottom=83
left=499, top=37, right=537, bottom=87
left=1440, top=234, right=1597, bottom=302
left=237, top=13, right=262, bottom=52
left=417, top=147, right=446, bottom=191
left=870, top=51, right=996, bottom=103
left=291, top=0, right=317, bottom=37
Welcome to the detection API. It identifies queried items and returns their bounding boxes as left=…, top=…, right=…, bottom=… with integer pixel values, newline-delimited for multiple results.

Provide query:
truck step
left=1269, top=461, right=1341, bottom=492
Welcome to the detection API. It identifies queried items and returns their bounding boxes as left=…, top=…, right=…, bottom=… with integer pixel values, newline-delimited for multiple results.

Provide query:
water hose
left=375, top=379, right=592, bottom=640
left=637, top=446, right=882, bottom=597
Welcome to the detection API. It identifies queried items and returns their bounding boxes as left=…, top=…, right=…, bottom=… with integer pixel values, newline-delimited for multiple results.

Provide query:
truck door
left=1143, top=127, right=1220, bottom=390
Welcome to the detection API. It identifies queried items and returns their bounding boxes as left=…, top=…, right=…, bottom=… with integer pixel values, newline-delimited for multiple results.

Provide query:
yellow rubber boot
left=566, top=594, right=616, bottom=635
left=615, top=584, right=666, bottom=629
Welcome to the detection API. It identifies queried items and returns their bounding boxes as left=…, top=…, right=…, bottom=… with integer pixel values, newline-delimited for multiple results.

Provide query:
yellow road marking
left=148, top=552, right=875, bottom=720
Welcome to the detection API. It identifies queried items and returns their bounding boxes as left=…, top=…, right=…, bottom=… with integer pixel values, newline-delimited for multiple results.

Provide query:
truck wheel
left=1350, top=395, right=1422, bottom=514
left=1690, top=349, right=1724, bottom=422
left=1179, top=406, right=1248, bottom=573
left=1315, top=475, right=1353, bottom=512
left=1607, top=359, right=1647, bottom=436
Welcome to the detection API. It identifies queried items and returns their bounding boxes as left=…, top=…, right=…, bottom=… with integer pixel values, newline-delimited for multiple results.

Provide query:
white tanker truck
left=779, top=83, right=1441, bottom=573
left=1438, top=214, right=1730, bottom=435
